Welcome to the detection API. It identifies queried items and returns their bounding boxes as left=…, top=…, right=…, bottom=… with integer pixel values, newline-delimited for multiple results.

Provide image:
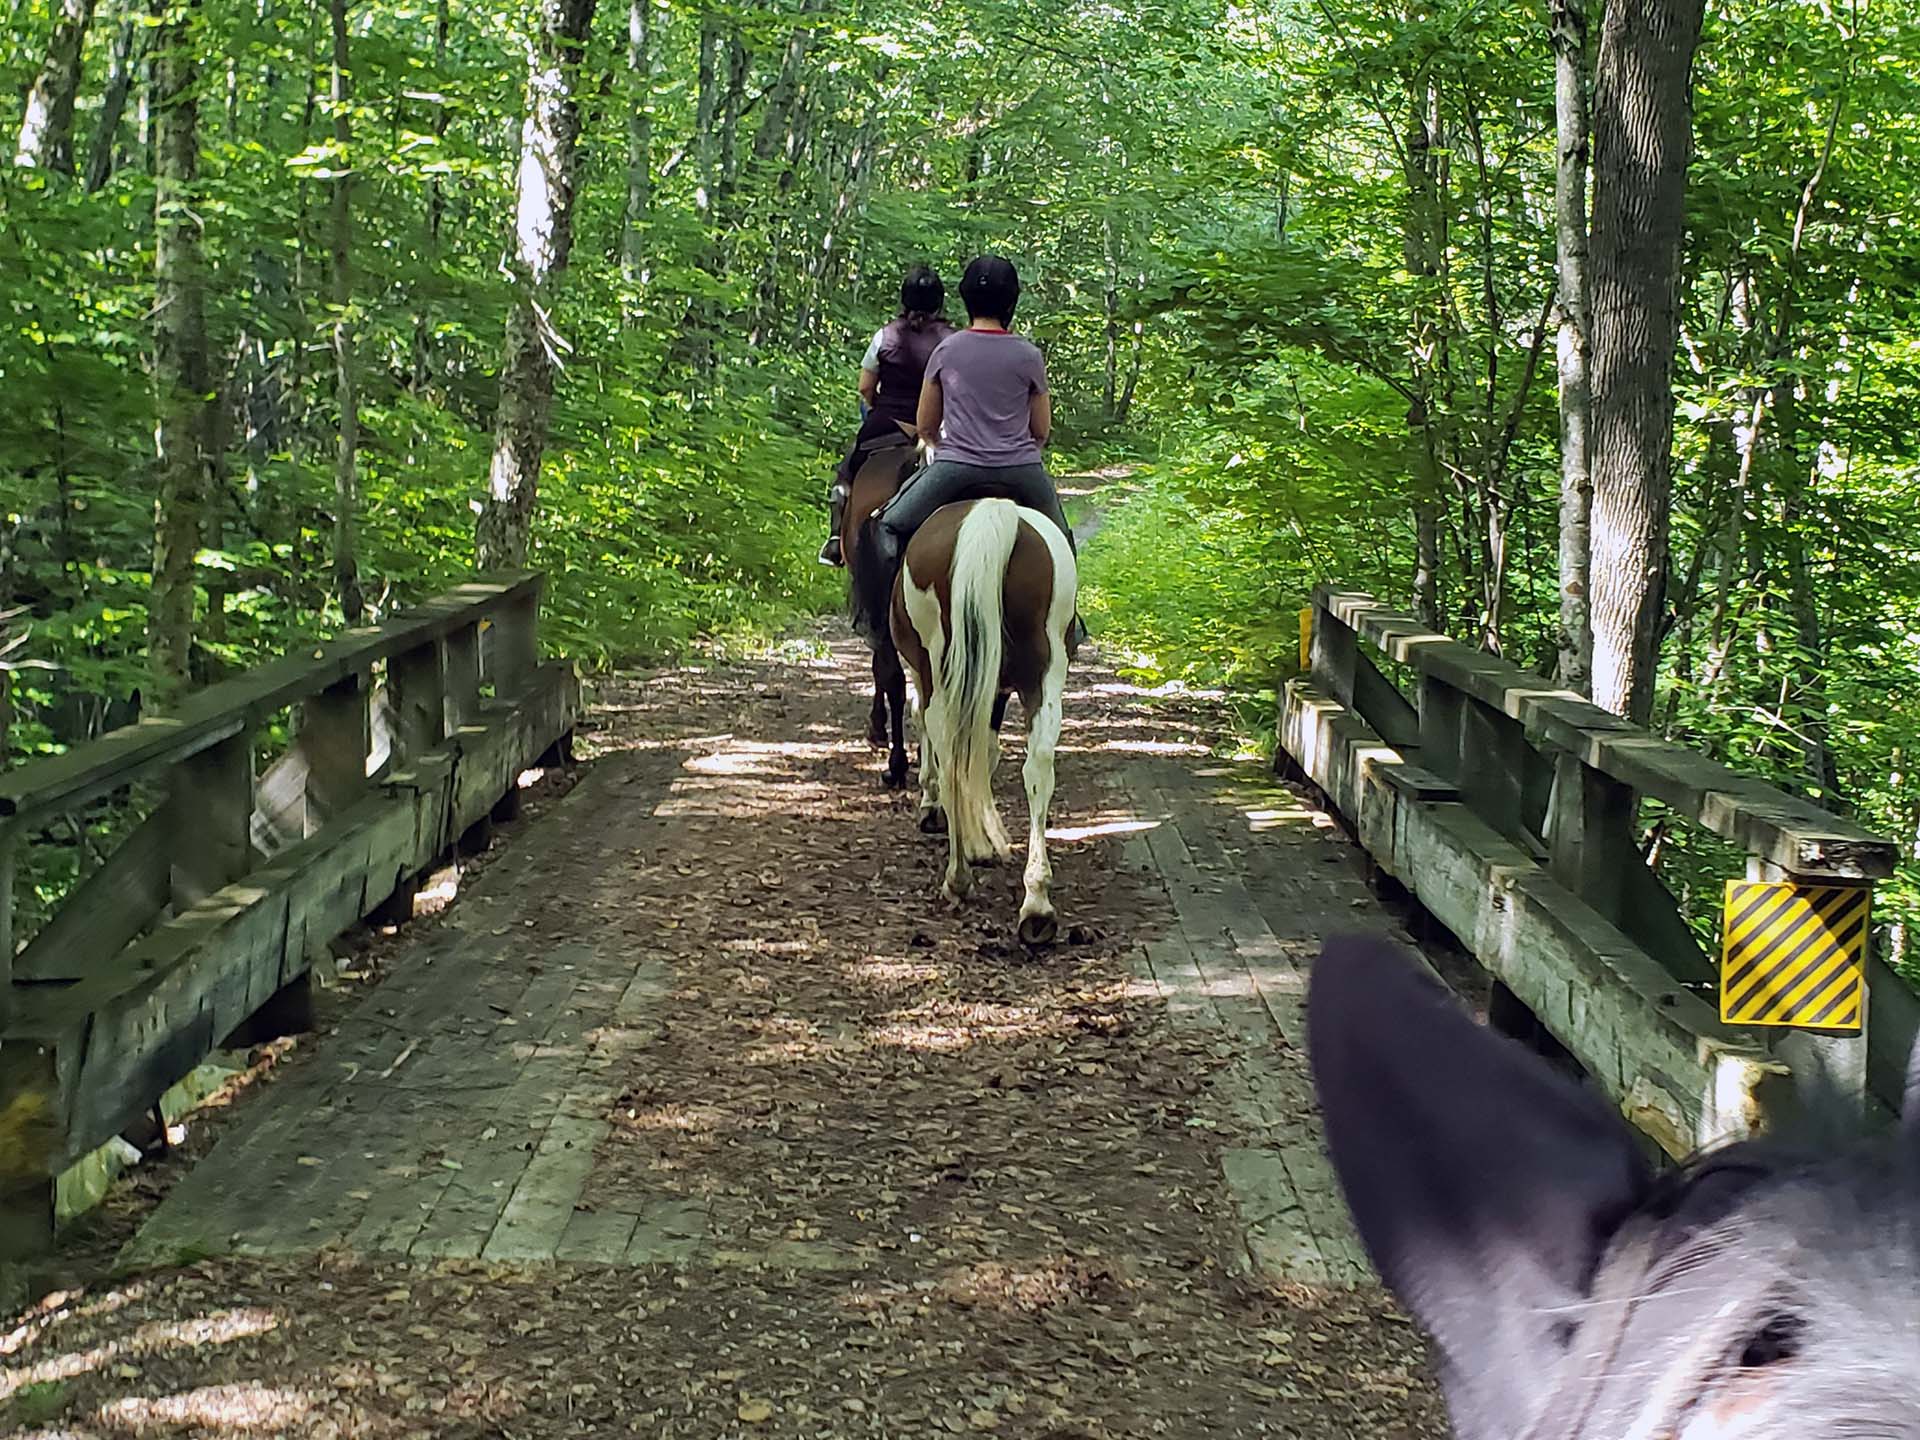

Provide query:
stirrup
left=818, top=536, right=844, bottom=567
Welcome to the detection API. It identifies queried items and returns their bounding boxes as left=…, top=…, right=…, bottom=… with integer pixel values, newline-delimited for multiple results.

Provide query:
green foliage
left=3, top=0, right=1920, bottom=971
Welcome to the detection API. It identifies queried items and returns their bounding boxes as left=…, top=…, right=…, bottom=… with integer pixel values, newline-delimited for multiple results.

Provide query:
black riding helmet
left=900, top=264, right=945, bottom=316
left=959, top=255, right=1020, bottom=325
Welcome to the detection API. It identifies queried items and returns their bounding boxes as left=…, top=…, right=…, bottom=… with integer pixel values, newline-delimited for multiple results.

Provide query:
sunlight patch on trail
left=1045, top=816, right=1160, bottom=842
left=1, top=1310, right=280, bottom=1404
left=96, top=1381, right=312, bottom=1433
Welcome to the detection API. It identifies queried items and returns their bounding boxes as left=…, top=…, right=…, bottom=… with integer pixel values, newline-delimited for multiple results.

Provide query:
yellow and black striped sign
left=1719, top=880, right=1870, bottom=1032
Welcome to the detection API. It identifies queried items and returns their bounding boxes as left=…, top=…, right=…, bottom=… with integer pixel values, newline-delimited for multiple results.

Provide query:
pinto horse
left=891, top=498, right=1077, bottom=944
left=1310, top=934, right=1920, bottom=1439
left=843, top=434, right=921, bottom=788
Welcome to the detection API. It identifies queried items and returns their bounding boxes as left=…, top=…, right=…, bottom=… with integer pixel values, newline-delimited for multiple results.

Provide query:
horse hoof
left=1018, top=912, right=1059, bottom=948
left=919, top=808, right=947, bottom=835
left=883, top=762, right=908, bottom=790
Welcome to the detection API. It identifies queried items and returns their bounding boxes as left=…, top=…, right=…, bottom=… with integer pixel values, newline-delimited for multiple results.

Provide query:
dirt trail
left=1, top=628, right=1447, bottom=1439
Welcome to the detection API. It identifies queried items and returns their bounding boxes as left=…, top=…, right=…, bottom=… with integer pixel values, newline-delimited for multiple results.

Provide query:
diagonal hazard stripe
left=1723, top=886, right=1867, bottom=996
left=1725, top=902, right=1833, bottom=1007
left=1769, top=947, right=1858, bottom=1022
left=1726, top=888, right=1804, bottom=954
left=1727, top=910, right=1868, bottom=1017
left=1726, top=882, right=1787, bottom=936
left=1778, top=962, right=1863, bottom=1028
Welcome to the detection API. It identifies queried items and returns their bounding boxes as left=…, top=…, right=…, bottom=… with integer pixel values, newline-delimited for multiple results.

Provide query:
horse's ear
left=1308, top=935, right=1654, bottom=1435
left=1902, top=1028, right=1920, bottom=1141
left=894, top=420, right=919, bottom=440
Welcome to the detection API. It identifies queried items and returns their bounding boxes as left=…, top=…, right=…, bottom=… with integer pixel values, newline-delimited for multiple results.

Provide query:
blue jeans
left=875, top=460, right=1074, bottom=568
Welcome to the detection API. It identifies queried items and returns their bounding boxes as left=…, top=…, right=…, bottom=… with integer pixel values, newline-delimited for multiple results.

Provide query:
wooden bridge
left=0, top=573, right=1900, bottom=1433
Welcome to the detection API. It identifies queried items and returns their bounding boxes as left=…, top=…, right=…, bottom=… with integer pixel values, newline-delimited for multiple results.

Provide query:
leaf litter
left=1, top=624, right=1447, bottom=1437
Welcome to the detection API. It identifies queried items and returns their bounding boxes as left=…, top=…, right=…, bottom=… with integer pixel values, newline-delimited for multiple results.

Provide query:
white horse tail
left=937, top=498, right=1020, bottom=863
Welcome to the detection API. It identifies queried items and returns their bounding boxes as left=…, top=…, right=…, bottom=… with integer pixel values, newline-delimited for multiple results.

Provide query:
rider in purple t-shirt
left=876, top=255, right=1085, bottom=651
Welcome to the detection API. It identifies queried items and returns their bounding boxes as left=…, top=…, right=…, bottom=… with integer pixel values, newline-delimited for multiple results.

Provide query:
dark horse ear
left=1903, top=1028, right=1920, bottom=1142
left=1308, top=936, right=1654, bottom=1434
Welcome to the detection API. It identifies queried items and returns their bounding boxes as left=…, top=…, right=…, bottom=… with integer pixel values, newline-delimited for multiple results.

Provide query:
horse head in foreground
left=1309, top=935, right=1920, bottom=1440
left=891, top=497, right=1076, bottom=944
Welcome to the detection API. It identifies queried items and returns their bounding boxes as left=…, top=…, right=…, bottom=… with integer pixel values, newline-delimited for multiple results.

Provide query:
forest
left=3, top=0, right=1918, bottom=964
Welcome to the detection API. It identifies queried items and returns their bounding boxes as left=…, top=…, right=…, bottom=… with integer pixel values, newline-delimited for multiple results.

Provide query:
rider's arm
left=858, top=329, right=883, bottom=409
left=1029, top=390, right=1053, bottom=447
left=916, top=375, right=943, bottom=443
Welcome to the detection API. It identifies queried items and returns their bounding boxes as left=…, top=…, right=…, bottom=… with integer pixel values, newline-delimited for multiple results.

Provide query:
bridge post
left=388, top=640, right=448, bottom=761
left=444, top=622, right=481, bottom=731
left=0, top=821, right=14, bottom=1026
left=1747, top=856, right=1871, bottom=1131
left=167, top=733, right=254, bottom=906
left=302, top=672, right=372, bottom=828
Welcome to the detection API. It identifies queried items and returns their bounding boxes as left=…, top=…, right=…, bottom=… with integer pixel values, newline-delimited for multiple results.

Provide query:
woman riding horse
left=819, top=265, right=954, bottom=567
left=872, top=255, right=1086, bottom=654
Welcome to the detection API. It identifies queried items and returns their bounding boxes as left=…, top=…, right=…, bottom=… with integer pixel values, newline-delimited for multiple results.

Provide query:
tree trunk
left=84, top=10, right=141, bottom=192
left=148, top=0, right=213, bottom=702
left=413, top=0, right=450, bottom=388
left=620, top=0, right=653, bottom=286
left=1404, top=71, right=1447, bottom=627
left=1550, top=0, right=1594, bottom=691
left=1102, top=215, right=1120, bottom=422
left=693, top=13, right=718, bottom=210
left=474, top=0, right=600, bottom=571
left=1586, top=0, right=1706, bottom=722
left=329, top=0, right=363, bottom=622
left=16, top=0, right=99, bottom=175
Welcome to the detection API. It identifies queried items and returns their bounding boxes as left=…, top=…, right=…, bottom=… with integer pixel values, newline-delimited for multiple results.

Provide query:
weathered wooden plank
left=1311, top=585, right=1894, bottom=878
left=624, top=1197, right=708, bottom=1265
left=169, top=731, right=254, bottom=907
left=0, top=820, right=17, bottom=1012
left=1220, top=1147, right=1326, bottom=1287
left=303, top=673, right=371, bottom=824
left=1309, top=608, right=1419, bottom=751
left=482, top=1109, right=607, bottom=1263
left=11, top=805, right=173, bottom=982
left=443, top=623, right=481, bottom=732
left=2, top=664, right=576, bottom=1198
left=0, top=573, right=542, bottom=828
left=409, top=963, right=595, bottom=1259
left=555, top=1206, right=643, bottom=1265
left=388, top=639, right=447, bottom=767
left=0, top=1041, right=59, bottom=1261
left=1279, top=677, right=1786, bottom=1153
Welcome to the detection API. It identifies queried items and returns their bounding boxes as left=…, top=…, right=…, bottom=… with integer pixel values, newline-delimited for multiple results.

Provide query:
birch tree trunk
left=1586, top=0, right=1707, bottom=722
left=149, top=0, right=214, bottom=701
left=621, top=0, right=653, bottom=286
left=1550, top=0, right=1594, bottom=691
left=1404, top=72, right=1446, bottom=627
left=16, top=0, right=99, bottom=175
left=474, top=0, right=600, bottom=570
left=329, top=0, right=363, bottom=621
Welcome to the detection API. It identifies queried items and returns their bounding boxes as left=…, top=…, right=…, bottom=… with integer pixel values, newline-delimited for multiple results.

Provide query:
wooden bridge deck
left=68, top=634, right=1444, bottom=1435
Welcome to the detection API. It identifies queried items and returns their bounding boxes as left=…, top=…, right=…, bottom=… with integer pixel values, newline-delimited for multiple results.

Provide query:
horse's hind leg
left=883, top=646, right=909, bottom=790
left=908, top=671, right=943, bottom=833
left=868, top=648, right=890, bottom=748
left=1017, top=674, right=1064, bottom=946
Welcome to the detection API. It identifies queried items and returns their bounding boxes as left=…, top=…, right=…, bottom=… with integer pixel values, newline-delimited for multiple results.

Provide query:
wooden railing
left=1279, top=586, right=1901, bottom=1156
left=0, top=573, right=576, bottom=1258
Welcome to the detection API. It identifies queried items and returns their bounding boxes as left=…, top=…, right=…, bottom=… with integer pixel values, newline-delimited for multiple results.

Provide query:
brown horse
left=843, top=433, right=921, bottom=788
left=891, top=498, right=1077, bottom=943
